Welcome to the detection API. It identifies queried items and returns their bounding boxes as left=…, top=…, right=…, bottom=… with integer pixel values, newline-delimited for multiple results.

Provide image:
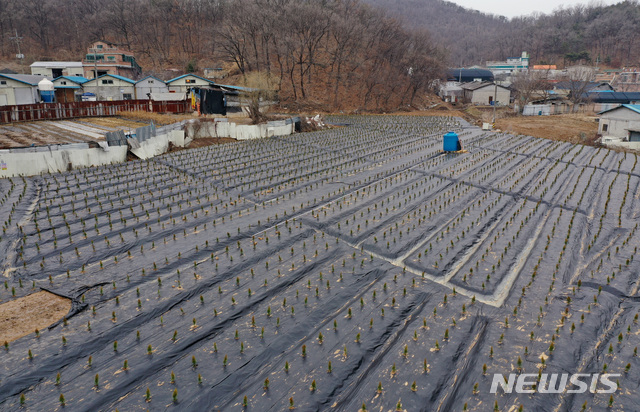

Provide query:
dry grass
left=495, top=113, right=599, bottom=145
left=115, top=111, right=198, bottom=126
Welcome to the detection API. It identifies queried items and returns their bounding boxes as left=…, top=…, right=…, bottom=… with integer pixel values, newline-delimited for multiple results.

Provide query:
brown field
left=0, top=291, right=71, bottom=343
left=494, top=113, right=600, bottom=145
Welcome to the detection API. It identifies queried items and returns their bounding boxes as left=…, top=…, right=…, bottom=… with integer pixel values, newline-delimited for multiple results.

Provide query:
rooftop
left=30, top=61, right=83, bottom=68
left=0, top=73, right=50, bottom=86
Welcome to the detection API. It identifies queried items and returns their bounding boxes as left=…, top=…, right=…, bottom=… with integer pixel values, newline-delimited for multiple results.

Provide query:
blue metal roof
left=91, top=74, right=136, bottom=84
left=55, top=75, right=89, bottom=83
left=135, top=75, right=166, bottom=85
left=446, top=69, right=494, bottom=82
left=166, top=74, right=214, bottom=84
left=584, top=91, right=640, bottom=104
left=217, top=84, right=258, bottom=92
left=622, top=104, right=640, bottom=115
left=599, top=104, right=640, bottom=115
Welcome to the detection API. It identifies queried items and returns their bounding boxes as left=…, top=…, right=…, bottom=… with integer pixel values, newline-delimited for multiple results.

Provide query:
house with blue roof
left=135, top=75, right=169, bottom=99
left=81, top=74, right=136, bottom=101
left=598, top=104, right=640, bottom=141
left=166, top=74, right=215, bottom=93
left=52, top=76, right=89, bottom=102
left=0, top=74, right=46, bottom=106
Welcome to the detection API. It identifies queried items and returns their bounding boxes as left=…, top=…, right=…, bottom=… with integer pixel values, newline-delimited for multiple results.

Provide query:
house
left=0, top=74, right=46, bottom=106
left=30, top=62, right=84, bottom=78
left=81, top=74, right=135, bottom=101
left=460, top=82, right=511, bottom=105
left=52, top=76, right=89, bottom=102
left=486, top=52, right=530, bottom=75
left=166, top=74, right=215, bottom=93
left=598, top=105, right=640, bottom=140
left=82, top=41, right=142, bottom=79
left=135, top=76, right=169, bottom=99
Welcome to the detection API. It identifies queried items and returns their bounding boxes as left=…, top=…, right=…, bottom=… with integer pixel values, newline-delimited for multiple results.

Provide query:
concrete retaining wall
left=186, top=119, right=294, bottom=140
left=604, top=141, right=640, bottom=151
left=0, top=144, right=128, bottom=178
left=0, top=129, right=186, bottom=177
left=130, top=130, right=187, bottom=160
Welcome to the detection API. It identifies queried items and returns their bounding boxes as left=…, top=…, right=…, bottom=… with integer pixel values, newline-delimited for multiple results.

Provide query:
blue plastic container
left=40, top=91, right=54, bottom=103
left=443, top=132, right=460, bottom=152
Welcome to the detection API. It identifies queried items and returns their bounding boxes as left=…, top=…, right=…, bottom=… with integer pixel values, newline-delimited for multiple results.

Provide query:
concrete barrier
left=604, top=141, right=640, bottom=151
left=0, top=144, right=127, bottom=178
left=185, top=119, right=295, bottom=140
left=129, top=130, right=187, bottom=160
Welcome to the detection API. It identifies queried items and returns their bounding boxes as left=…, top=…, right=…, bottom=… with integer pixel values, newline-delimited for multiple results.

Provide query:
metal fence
left=0, top=100, right=190, bottom=124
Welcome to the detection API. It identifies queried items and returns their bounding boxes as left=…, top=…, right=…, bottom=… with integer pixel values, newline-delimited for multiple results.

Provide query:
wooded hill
left=1, top=0, right=638, bottom=110
left=0, top=0, right=446, bottom=111
left=365, top=0, right=640, bottom=67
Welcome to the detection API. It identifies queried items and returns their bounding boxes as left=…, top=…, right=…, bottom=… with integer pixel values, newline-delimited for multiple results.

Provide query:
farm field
left=1, top=115, right=639, bottom=411
left=0, top=118, right=149, bottom=149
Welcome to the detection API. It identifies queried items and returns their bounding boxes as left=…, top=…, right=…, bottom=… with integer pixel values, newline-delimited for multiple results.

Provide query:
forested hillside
left=1, top=0, right=638, bottom=109
left=366, top=0, right=640, bottom=67
left=0, top=0, right=446, bottom=110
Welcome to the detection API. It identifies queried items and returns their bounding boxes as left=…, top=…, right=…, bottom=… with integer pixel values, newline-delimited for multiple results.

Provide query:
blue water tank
left=40, top=90, right=54, bottom=103
left=443, top=132, right=460, bottom=152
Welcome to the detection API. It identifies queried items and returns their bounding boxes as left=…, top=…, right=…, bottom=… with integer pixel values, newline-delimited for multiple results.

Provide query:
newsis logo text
left=490, top=373, right=620, bottom=394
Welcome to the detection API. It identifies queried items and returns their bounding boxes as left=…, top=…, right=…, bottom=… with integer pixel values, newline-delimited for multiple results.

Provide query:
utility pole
left=92, top=45, right=100, bottom=101
left=10, top=29, right=24, bottom=73
left=492, top=82, right=497, bottom=125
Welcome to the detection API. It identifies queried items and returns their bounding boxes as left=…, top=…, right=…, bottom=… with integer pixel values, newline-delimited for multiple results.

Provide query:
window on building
left=107, top=56, right=115, bottom=61
left=61, top=81, right=67, bottom=85
left=97, top=44, right=103, bottom=49
left=602, top=124, right=608, bottom=132
left=186, top=79, right=196, bottom=84
left=0, top=80, right=6, bottom=85
left=148, top=80, right=154, bottom=84
left=102, top=79, right=114, bottom=85
left=123, top=93, right=132, bottom=100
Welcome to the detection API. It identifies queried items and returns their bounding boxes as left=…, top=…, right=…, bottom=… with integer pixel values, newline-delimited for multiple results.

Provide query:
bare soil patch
left=495, top=113, right=599, bottom=145
left=0, top=291, right=71, bottom=343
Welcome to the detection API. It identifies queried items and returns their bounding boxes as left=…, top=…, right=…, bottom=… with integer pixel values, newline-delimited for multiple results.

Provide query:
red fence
left=0, top=100, right=190, bottom=124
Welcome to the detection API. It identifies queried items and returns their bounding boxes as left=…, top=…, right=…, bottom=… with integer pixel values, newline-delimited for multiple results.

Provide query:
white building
left=82, top=74, right=136, bottom=101
left=0, top=74, right=45, bottom=106
left=461, top=82, right=511, bottom=105
left=135, top=76, right=169, bottom=99
left=30, top=62, right=84, bottom=78
left=599, top=104, right=640, bottom=140
left=166, top=74, right=214, bottom=93
left=486, top=52, right=530, bottom=75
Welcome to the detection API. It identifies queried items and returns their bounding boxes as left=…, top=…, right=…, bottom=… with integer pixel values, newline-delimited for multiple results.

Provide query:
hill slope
left=365, top=0, right=640, bottom=67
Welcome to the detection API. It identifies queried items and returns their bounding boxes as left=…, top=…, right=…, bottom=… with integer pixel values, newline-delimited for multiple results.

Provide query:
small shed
left=135, top=76, right=169, bottom=99
left=461, top=82, right=511, bottom=105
